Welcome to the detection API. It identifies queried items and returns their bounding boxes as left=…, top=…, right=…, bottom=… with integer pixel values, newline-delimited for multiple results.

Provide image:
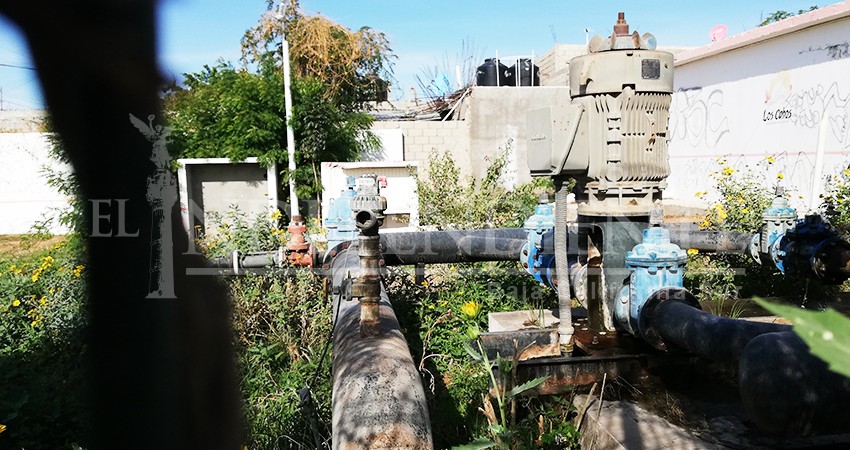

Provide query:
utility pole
left=277, top=3, right=311, bottom=265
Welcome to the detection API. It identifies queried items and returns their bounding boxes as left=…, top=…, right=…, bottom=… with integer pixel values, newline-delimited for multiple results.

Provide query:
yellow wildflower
left=742, top=208, right=749, bottom=213
left=777, top=173, right=785, bottom=180
left=722, top=166, right=736, bottom=176
left=0, top=423, right=5, bottom=434
left=12, top=300, right=20, bottom=307
left=713, top=204, right=728, bottom=220
left=449, top=265, right=456, bottom=271
left=8, top=264, right=15, bottom=272
left=844, top=168, right=850, bottom=176
left=269, top=209, right=282, bottom=221
left=39, top=296, right=47, bottom=306
left=422, top=280, right=429, bottom=288
left=765, top=156, right=776, bottom=164
left=72, top=265, right=85, bottom=278
left=460, top=301, right=481, bottom=319
left=687, top=248, right=698, bottom=255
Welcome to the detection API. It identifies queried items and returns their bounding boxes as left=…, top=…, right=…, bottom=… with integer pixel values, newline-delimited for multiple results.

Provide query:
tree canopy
left=760, top=5, right=817, bottom=26
left=163, top=0, right=393, bottom=203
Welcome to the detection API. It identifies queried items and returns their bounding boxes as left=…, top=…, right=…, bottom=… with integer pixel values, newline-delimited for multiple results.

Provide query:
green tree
left=164, top=0, right=393, bottom=206
left=760, top=6, right=817, bottom=26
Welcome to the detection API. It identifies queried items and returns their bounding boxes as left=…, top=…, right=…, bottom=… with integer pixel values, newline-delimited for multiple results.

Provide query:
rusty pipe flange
left=637, top=287, right=701, bottom=351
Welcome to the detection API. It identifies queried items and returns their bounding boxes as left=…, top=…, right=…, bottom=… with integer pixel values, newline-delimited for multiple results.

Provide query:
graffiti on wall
left=670, top=87, right=730, bottom=149
left=798, top=41, right=850, bottom=61
left=781, top=82, right=850, bottom=147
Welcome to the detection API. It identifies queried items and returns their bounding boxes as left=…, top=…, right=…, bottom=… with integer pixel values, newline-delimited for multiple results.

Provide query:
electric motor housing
left=526, top=12, right=674, bottom=217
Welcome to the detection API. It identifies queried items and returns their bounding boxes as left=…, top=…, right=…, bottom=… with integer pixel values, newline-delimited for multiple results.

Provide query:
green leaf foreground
left=451, top=438, right=497, bottom=450
left=508, top=376, right=549, bottom=399
left=755, top=298, right=850, bottom=378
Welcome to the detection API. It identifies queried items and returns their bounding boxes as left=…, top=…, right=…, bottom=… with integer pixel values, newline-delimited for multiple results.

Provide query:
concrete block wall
left=370, top=120, right=471, bottom=176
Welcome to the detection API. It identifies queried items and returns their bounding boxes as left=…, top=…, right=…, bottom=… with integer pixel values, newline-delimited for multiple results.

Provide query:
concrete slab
left=488, top=308, right=559, bottom=332
left=576, top=395, right=725, bottom=450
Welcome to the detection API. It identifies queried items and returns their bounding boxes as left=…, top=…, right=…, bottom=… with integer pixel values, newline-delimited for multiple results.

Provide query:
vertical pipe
left=555, top=177, right=574, bottom=351
left=809, top=111, right=829, bottom=213
left=281, top=35, right=300, bottom=220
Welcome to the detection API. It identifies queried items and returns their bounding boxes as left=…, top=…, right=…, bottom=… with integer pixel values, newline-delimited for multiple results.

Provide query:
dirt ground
left=0, top=234, right=66, bottom=259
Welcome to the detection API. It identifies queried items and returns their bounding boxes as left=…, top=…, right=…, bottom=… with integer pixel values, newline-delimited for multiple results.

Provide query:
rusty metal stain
left=517, top=354, right=646, bottom=395
left=480, top=329, right=560, bottom=362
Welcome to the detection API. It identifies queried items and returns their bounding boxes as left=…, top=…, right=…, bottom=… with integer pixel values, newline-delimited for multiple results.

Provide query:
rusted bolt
left=522, top=262, right=529, bottom=269
left=522, top=248, right=529, bottom=256
left=329, top=249, right=337, bottom=257
left=322, top=264, right=329, bottom=270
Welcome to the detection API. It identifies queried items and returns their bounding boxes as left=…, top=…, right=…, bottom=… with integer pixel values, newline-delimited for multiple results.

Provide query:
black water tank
left=476, top=58, right=508, bottom=86
left=510, top=59, right=540, bottom=86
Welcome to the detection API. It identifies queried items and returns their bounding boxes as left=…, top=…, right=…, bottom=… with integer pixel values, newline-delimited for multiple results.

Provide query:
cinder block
left=428, top=136, right=444, bottom=145
left=422, top=128, right=438, bottom=137
left=436, top=128, right=454, bottom=137
left=412, top=136, right=430, bottom=145
left=405, top=128, right=423, bottom=137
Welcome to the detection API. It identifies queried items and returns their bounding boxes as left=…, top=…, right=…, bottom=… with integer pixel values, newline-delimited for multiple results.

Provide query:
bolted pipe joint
left=351, top=174, right=387, bottom=338
left=776, top=214, right=850, bottom=284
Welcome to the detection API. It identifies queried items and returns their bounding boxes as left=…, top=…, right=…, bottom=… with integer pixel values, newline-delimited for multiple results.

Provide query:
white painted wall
left=0, top=133, right=71, bottom=234
left=667, top=14, right=850, bottom=211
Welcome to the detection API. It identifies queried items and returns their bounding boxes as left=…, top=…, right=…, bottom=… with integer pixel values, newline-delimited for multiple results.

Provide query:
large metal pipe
left=328, top=248, right=432, bottom=449
left=648, top=300, right=850, bottom=436
left=739, top=331, right=850, bottom=436
left=667, top=229, right=753, bottom=254
left=651, top=300, right=790, bottom=361
left=379, top=228, right=527, bottom=265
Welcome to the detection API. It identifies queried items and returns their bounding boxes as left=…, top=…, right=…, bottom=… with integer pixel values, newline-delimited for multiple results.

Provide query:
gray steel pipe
left=379, top=228, right=527, bottom=265
left=328, top=248, right=432, bottom=449
left=667, top=229, right=754, bottom=254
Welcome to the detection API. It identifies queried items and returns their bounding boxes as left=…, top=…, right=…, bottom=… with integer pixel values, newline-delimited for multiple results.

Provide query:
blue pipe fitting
left=753, top=195, right=797, bottom=267
left=522, top=198, right=556, bottom=286
left=616, top=226, right=689, bottom=337
left=776, top=214, right=845, bottom=282
left=523, top=198, right=556, bottom=247
left=325, top=177, right=359, bottom=250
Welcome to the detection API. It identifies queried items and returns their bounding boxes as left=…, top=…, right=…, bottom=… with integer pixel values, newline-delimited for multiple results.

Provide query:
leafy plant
left=756, top=298, right=850, bottom=378
left=760, top=6, right=817, bottom=26
left=821, top=165, right=850, bottom=235
left=684, top=253, right=741, bottom=317
left=697, top=159, right=774, bottom=232
left=241, top=0, right=394, bottom=107
left=417, top=146, right=553, bottom=230
left=463, top=341, right=549, bottom=449
left=0, top=237, right=91, bottom=449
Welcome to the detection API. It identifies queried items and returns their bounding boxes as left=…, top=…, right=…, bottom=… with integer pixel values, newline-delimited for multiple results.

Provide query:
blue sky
left=0, top=1, right=833, bottom=109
